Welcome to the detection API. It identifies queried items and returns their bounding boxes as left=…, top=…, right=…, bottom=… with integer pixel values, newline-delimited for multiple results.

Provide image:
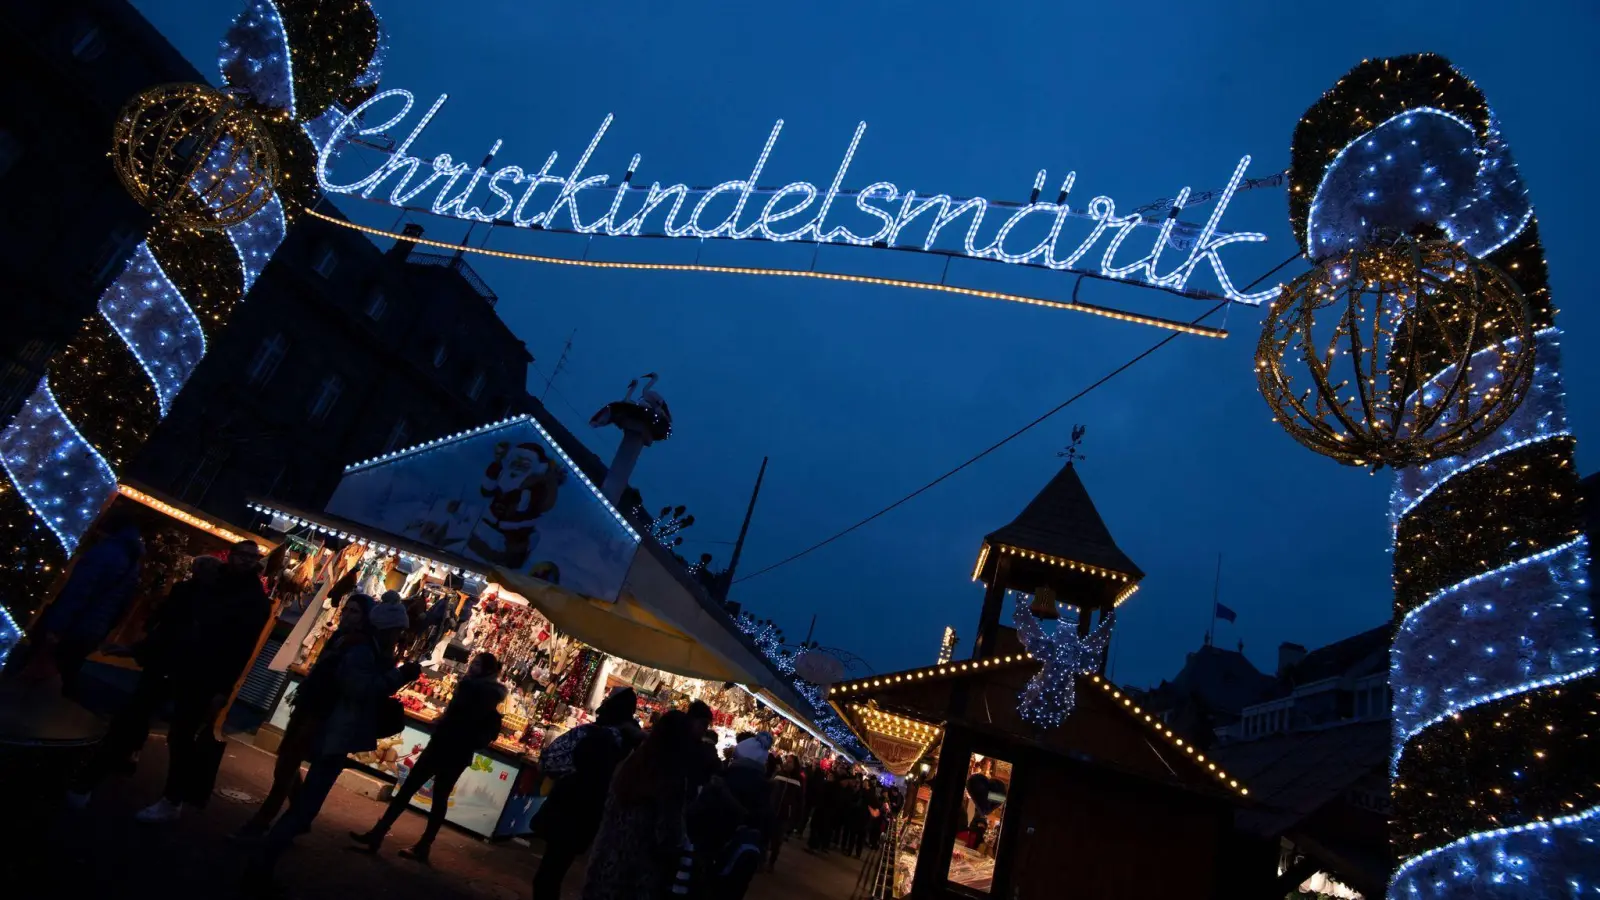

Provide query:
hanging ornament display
left=1011, top=592, right=1112, bottom=728
left=1255, top=238, right=1534, bottom=469
left=110, top=83, right=280, bottom=232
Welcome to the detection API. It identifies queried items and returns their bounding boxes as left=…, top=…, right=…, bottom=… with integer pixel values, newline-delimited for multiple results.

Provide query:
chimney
left=388, top=222, right=424, bottom=261
left=1277, top=642, right=1307, bottom=678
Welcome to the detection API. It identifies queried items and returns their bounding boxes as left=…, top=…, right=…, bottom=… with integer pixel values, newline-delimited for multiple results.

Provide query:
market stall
left=21, top=482, right=278, bottom=713
left=250, top=499, right=833, bottom=837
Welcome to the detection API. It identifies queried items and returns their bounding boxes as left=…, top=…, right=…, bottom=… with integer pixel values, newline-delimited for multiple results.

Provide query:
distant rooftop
left=405, top=250, right=499, bottom=307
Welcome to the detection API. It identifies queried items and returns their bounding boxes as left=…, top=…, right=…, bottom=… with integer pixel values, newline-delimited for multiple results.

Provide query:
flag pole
left=1207, top=552, right=1221, bottom=647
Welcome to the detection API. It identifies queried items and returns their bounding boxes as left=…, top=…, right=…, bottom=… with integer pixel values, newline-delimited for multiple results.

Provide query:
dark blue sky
left=137, top=0, right=1600, bottom=688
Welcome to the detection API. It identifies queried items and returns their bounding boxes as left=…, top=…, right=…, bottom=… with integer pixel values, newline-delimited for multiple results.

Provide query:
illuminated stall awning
left=268, top=412, right=815, bottom=717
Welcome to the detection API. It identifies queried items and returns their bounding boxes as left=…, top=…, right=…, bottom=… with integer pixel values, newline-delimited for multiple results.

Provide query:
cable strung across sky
left=316, top=89, right=1281, bottom=307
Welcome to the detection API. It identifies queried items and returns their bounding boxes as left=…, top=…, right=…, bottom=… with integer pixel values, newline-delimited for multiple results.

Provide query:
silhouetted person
left=136, top=540, right=272, bottom=823
left=235, top=594, right=373, bottom=838
left=531, top=687, right=641, bottom=900
left=28, top=509, right=143, bottom=698
left=351, top=651, right=507, bottom=863
left=249, top=600, right=419, bottom=885
left=582, top=710, right=696, bottom=900
left=66, top=556, right=223, bottom=807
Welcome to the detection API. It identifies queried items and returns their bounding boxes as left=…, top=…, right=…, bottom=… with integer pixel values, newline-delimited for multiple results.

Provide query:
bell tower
left=969, top=460, right=1143, bottom=663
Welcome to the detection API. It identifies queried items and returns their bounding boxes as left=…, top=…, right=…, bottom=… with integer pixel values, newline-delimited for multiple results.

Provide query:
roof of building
left=983, top=462, right=1143, bottom=579
left=1213, top=718, right=1392, bottom=896
left=1145, top=643, right=1278, bottom=719
left=829, top=661, right=1254, bottom=801
left=1282, top=624, right=1389, bottom=687
left=1215, top=719, right=1389, bottom=837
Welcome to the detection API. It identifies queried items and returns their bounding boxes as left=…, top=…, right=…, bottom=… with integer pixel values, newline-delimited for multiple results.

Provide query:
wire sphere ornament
left=111, top=83, right=279, bottom=232
left=1256, top=239, right=1535, bottom=470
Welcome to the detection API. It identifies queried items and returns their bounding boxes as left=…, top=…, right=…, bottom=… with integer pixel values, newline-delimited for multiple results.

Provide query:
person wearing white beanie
left=249, top=593, right=420, bottom=886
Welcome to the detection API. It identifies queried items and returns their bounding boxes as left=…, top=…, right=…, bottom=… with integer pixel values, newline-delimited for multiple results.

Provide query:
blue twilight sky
left=136, top=0, right=1600, bottom=688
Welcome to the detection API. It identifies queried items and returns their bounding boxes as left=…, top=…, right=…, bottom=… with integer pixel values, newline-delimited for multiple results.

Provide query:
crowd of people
left=15, top=517, right=906, bottom=900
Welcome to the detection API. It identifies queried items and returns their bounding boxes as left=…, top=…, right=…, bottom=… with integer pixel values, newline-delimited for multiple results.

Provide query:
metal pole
left=1207, top=552, right=1221, bottom=647
left=720, top=456, right=768, bottom=597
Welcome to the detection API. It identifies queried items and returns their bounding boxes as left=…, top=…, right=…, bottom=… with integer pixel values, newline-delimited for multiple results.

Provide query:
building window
left=946, top=752, right=1011, bottom=894
left=383, top=417, right=412, bottom=453
left=89, top=223, right=140, bottom=288
left=432, top=343, right=449, bottom=368
left=180, top=446, right=227, bottom=505
left=71, top=24, right=107, bottom=62
left=0, top=130, right=21, bottom=180
left=307, top=373, right=343, bottom=423
left=313, top=245, right=339, bottom=278
left=247, top=333, right=288, bottom=386
left=466, top=368, right=486, bottom=400
left=364, top=286, right=387, bottom=321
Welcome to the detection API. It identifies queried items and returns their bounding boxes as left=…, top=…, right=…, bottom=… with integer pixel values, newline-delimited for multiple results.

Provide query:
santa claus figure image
left=467, top=440, right=566, bottom=567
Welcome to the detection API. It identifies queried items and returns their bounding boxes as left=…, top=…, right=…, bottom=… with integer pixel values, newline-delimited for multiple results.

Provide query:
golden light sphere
left=111, top=83, right=278, bottom=231
left=1256, top=238, right=1535, bottom=469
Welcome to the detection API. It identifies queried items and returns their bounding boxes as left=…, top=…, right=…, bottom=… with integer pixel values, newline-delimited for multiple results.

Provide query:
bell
left=1029, top=586, right=1060, bottom=620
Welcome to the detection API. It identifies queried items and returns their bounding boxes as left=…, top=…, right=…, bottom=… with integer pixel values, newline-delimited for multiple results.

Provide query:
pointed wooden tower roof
left=973, top=461, right=1143, bottom=612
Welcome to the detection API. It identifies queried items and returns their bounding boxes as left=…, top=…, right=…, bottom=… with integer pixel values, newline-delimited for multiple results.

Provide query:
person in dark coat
left=688, top=733, right=774, bottom=900
left=531, top=687, right=641, bottom=900
left=838, top=777, right=867, bottom=857
left=135, top=540, right=274, bottom=823
left=805, top=766, right=839, bottom=854
left=66, top=556, right=223, bottom=806
left=768, top=755, right=805, bottom=869
left=234, top=594, right=374, bottom=839
left=685, top=700, right=721, bottom=797
left=351, top=651, right=508, bottom=863
left=28, top=509, right=144, bottom=698
left=250, top=600, right=419, bottom=882
left=581, top=710, right=696, bottom=900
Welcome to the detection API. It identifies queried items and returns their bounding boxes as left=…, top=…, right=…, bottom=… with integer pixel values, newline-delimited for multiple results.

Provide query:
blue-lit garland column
left=1288, top=55, right=1599, bottom=898
left=0, top=0, right=385, bottom=659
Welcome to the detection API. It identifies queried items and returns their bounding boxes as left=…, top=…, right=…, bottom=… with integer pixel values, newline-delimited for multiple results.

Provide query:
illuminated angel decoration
left=1012, top=591, right=1113, bottom=728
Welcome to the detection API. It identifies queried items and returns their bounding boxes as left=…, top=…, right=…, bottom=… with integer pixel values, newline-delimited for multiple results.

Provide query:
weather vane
left=1057, top=424, right=1088, bottom=465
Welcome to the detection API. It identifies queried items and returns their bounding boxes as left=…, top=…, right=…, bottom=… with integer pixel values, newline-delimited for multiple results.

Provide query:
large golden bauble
left=1255, top=239, right=1535, bottom=469
left=111, top=83, right=278, bottom=231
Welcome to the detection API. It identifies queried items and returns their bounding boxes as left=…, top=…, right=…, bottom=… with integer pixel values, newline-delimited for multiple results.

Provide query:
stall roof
left=331, top=402, right=819, bottom=724
left=830, top=657, right=1253, bottom=801
left=247, top=497, right=819, bottom=724
left=247, top=500, right=486, bottom=577
left=122, top=481, right=275, bottom=552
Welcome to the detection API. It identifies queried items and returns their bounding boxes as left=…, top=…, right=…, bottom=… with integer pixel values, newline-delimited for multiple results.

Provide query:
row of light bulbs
left=307, top=209, right=1227, bottom=339
left=249, top=501, right=472, bottom=577
left=340, top=410, right=641, bottom=543
left=1090, top=675, right=1248, bottom=796
left=119, top=485, right=263, bottom=550
left=991, top=543, right=1134, bottom=583
left=829, top=652, right=1035, bottom=696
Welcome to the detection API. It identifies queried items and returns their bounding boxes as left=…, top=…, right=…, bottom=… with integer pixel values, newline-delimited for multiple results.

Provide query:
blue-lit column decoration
left=1288, top=54, right=1599, bottom=898
left=0, top=0, right=385, bottom=631
left=1010, top=590, right=1111, bottom=727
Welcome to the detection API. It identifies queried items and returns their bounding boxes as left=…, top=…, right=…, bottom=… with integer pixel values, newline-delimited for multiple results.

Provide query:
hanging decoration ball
left=1255, top=238, right=1535, bottom=470
left=110, top=83, right=279, bottom=232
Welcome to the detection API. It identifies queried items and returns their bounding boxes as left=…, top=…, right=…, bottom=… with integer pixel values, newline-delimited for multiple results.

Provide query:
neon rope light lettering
left=318, top=91, right=1278, bottom=305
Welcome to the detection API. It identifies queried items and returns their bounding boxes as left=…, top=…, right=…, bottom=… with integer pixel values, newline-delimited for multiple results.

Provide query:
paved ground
left=35, top=728, right=867, bottom=900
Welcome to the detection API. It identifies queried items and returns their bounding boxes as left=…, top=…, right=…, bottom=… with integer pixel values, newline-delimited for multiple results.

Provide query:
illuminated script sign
left=318, top=90, right=1276, bottom=306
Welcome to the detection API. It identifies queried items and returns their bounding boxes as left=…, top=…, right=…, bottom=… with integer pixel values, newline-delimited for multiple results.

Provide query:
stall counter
left=262, top=674, right=546, bottom=838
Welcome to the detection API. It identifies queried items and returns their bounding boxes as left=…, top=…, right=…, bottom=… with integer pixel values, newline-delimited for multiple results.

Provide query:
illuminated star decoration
left=1011, top=591, right=1113, bottom=728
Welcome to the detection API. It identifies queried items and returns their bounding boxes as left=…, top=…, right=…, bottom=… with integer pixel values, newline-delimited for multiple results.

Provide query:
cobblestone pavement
left=35, top=731, right=865, bottom=900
